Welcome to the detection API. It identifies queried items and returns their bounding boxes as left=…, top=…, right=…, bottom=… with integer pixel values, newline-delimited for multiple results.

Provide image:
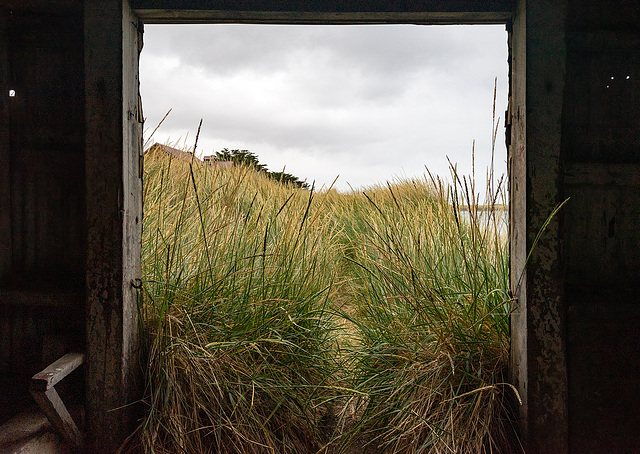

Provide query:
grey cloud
left=140, top=24, right=508, bottom=191
left=144, top=24, right=316, bottom=75
left=143, top=24, right=506, bottom=96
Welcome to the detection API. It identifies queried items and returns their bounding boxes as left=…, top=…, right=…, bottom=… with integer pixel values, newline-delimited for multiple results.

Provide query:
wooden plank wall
left=0, top=4, right=86, bottom=423
left=562, top=1, right=640, bottom=451
left=0, top=12, right=11, bottom=284
left=4, top=11, right=85, bottom=291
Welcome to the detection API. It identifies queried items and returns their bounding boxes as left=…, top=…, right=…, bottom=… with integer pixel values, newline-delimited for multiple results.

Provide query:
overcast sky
left=140, top=24, right=508, bottom=192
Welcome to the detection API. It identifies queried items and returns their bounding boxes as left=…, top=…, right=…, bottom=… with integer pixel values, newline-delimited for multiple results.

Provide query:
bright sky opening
left=141, top=24, right=508, bottom=193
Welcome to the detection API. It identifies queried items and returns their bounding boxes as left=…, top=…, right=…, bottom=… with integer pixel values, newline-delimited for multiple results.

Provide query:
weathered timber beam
left=84, top=0, right=143, bottom=450
left=132, top=0, right=515, bottom=12
left=30, top=353, right=84, bottom=452
left=136, top=10, right=512, bottom=24
left=31, top=353, right=84, bottom=392
left=30, top=388, right=83, bottom=451
left=133, top=0, right=514, bottom=24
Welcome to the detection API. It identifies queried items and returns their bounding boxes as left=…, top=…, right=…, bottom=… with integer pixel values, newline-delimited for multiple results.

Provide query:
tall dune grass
left=129, top=146, right=519, bottom=453
left=133, top=149, right=347, bottom=453
left=333, top=173, right=516, bottom=453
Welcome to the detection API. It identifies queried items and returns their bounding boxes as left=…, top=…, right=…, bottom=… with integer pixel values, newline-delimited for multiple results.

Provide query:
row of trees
left=214, top=148, right=309, bottom=189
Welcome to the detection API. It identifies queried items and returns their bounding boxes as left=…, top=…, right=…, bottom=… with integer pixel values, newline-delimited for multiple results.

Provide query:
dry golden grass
left=125, top=148, right=520, bottom=454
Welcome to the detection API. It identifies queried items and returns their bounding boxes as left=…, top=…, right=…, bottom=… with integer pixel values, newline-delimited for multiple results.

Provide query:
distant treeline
left=214, top=148, right=309, bottom=189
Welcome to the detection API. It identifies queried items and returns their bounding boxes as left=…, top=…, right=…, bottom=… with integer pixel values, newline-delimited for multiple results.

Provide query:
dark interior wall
left=2, top=7, right=85, bottom=290
left=0, top=3, right=85, bottom=421
left=562, top=1, right=640, bottom=452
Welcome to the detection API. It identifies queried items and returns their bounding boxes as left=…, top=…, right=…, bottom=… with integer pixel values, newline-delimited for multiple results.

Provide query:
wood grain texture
left=132, top=0, right=514, bottom=23
left=30, top=387, right=83, bottom=451
left=31, top=353, right=84, bottom=392
left=84, top=0, right=142, bottom=451
left=132, top=0, right=515, bottom=13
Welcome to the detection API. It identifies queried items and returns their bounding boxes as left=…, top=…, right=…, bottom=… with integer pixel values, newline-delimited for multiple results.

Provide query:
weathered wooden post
left=509, top=1, right=569, bottom=452
left=85, top=0, right=143, bottom=451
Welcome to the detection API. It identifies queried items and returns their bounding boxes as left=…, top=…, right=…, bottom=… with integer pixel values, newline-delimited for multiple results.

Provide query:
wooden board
left=132, top=0, right=514, bottom=24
